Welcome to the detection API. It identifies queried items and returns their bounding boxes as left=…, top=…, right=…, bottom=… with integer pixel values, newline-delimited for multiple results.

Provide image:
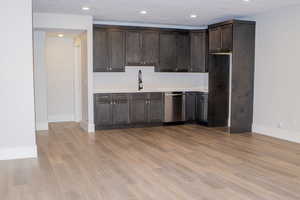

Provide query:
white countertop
left=93, top=88, right=208, bottom=94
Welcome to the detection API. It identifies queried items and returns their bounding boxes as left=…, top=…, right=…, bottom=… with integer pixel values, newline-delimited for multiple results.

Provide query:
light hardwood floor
left=1, top=122, right=300, bottom=200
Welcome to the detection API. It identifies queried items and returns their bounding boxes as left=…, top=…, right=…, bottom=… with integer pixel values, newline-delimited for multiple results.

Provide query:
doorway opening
left=33, top=29, right=87, bottom=131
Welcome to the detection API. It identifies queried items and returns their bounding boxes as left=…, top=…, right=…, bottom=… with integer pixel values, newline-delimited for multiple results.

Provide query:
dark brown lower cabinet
left=112, top=94, right=130, bottom=125
left=94, top=94, right=113, bottom=127
left=94, top=93, right=163, bottom=129
left=196, top=93, right=208, bottom=123
left=130, top=93, right=148, bottom=124
left=130, top=93, right=163, bottom=124
left=94, top=94, right=129, bottom=129
left=148, top=93, right=164, bottom=123
left=185, top=92, right=208, bottom=124
left=186, top=93, right=197, bottom=121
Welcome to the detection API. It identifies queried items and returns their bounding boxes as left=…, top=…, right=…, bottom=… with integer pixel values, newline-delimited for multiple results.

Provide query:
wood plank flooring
left=1, top=122, right=300, bottom=200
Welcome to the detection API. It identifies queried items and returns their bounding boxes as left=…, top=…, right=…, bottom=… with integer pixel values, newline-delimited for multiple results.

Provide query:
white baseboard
left=252, top=124, right=300, bottom=144
left=36, top=122, right=48, bottom=131
left=48, top=114, right=74, bottom=123
left=80, top=121, right=95, bottom=133
left=0, top=146, right=37, bottom=160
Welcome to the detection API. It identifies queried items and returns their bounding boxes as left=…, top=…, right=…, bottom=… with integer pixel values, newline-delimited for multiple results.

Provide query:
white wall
left=94, top=67, right=208, bottom=91
left=33, top=31, right=48, bottom=130
left=252, top=6, right=300, bottom=143
left=33, top=13, right=94, bottom=132
left=0, top=0, right=37, bottom=160
left=46, top=36, right=75, bottom=122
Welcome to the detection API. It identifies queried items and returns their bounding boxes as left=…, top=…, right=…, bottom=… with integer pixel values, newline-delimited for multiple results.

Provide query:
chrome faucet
left=138, top=70, right=143, bottom=91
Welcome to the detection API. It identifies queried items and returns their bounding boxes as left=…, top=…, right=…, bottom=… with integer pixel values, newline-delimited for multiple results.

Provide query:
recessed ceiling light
left=243, top=0, right=250, bottom=2
left=140, top=10, right=147, bottom=15
left=82, top=6, right=90, bottom=11
left=190, top=14, right=197, bottom=18
left=57, top=34, right=64, bottom=38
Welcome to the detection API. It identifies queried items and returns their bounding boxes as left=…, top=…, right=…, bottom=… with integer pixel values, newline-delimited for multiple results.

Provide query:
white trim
left=93, top=20, right=207, bottom=30
left=74, top=39, right=82, bottom=122
left=36, top=122, right=49, bottom=131
left=48, top=114, right=74, bottom=122
left=80, top=121, right=95, bottom=133
left=0, top=146, right=37, bottom=160
left=252, top=124, right=300, bottom=144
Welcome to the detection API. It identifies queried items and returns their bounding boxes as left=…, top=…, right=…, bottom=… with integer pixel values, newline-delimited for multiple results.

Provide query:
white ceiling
left=33, top=0, right=300, bottom=26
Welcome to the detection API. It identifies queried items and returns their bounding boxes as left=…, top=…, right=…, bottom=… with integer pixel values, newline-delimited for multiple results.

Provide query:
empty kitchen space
left=1, top=0, right=300, bottom=200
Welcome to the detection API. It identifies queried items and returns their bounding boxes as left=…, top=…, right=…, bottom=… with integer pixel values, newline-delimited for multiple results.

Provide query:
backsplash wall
left=93, top=67, right=208, bottom=91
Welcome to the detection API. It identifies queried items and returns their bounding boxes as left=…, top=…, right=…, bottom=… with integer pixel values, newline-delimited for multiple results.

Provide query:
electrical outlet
left=277, top=122, right=284, bottom=128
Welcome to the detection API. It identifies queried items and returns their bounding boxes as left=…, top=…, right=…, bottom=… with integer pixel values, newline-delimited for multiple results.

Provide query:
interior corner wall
left=33, top=31, right=48, bottom=131
left=0, top=0, right=37, bottom=160
left=252, top=6, right=300, bottom=143
left=33, top=13, right=94, bottom=132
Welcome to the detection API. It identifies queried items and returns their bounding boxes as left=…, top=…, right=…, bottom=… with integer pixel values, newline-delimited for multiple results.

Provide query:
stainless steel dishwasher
left=164, top=92, right=186, bottom=122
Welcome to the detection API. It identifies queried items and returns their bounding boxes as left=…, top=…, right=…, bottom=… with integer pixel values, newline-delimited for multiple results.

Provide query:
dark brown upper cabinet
left=93, top=29, right=109, bottom=72
left=93, top=28, right=125, bottom=72
left=176, top=32, right=190, bottom=72
left=125, top=31, right=141, bottom=66
left=94, top=25, right=208, bottom=73
left=126, top=30, right=159, bottom=66
left=158, top=32, right=177, bottom=72
left=208, top=24, right=233, bottom=53
left=220, top=24, right=233, bottom=52
left=142, top=31, right=159, bottom=66
left=190, top=30, right=208, bottom=72
left=108, top=30, right=126, bottom=72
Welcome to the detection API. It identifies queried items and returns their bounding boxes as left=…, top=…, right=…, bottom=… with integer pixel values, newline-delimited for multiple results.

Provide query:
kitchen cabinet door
left=94, top=94, right=113, bottom=127
left=190, top=31, right=207, bottom=72
left=112, top=94, right=130, bottom=125
left=126, top=31, right=142, bottom=66
left=209, top=27, right=221, bottom=53
left=93, top=29, right=109, bottom=72
left=176, top=32, right=190, bottom=72
left=186, top=93, right=197, bottom=121
left=158, top=32, right=177, bottom=72
left=142, top=31, right=159, bottom=66
left=221, top=24, right=233, bottom=52
left=130, top=93, right=148, bottom=124
left=148, top=93, right=163, bottom=123
left=108, top=30, right=125, bottom=72
left=196, top=93, right=208, bottom=123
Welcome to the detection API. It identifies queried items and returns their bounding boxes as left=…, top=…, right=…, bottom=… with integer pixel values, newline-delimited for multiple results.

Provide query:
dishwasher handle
left=165, top=93, right=186, bottom=97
